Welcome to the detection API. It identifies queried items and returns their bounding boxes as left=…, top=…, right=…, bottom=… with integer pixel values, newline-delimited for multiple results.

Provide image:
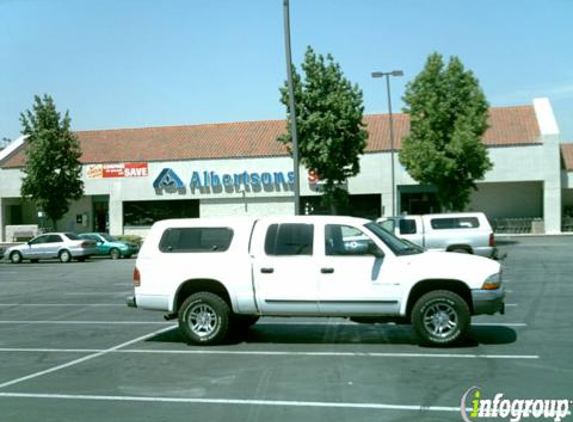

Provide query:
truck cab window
left=379, top=219, right=395, bottom=233
left=325, top=224, right=374, bottom=256
left=399, top=219, right=417, bottom=235
left=265, top=223, right=314, bottom=256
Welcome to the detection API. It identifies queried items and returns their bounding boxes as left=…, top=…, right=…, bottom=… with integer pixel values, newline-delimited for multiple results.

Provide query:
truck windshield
left=364, top=222, right=424, bottom=256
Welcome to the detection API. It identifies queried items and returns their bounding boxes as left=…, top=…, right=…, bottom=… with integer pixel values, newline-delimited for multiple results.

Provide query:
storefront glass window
left=123, top=200, right=199, bottom=227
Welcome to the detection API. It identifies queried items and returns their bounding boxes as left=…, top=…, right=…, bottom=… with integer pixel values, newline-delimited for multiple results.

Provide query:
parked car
left=127, top=215, right=504, bottom=347
left=377, top=213, right=498, bottom=258
left=3, top=232, right=98, bottom=263
left=78, top=233, right=139, bottom=259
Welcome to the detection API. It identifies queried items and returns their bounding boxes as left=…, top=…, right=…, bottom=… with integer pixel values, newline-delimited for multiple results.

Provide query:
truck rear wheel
left=178, top=292, right=231, bottom=345
left=411, top=290, right=470, bottom=347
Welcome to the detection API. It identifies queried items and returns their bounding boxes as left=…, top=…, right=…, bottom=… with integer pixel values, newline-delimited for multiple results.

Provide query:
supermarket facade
left=1, top=97, right=573, bottom=241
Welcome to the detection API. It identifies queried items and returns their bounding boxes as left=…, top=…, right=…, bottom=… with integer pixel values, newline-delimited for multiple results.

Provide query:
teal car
left=78, top=233, right=139, bottom=259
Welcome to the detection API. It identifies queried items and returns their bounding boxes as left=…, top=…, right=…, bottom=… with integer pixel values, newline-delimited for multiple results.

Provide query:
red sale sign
left=87, top=163, right=148, bottom=179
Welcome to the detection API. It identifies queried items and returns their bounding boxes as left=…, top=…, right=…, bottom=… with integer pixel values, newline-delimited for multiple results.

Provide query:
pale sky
left=1, top=0, right=572, bottom=142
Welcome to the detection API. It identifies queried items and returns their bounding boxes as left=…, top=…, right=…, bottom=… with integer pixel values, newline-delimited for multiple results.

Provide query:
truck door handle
left=321, top=267, right=334, bottom=274
left=261, top=267, right=274, bottom=274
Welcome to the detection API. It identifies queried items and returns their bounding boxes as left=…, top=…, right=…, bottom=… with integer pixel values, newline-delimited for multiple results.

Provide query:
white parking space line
left=64, top=292, right=128, bottom=296
left=0, top=321, right=169, bottom=324
left=0, top=320, right=528, bottom=327
left=505, top=304, right=518, bottom=307
left=0, top=392, right=463, bottom=413
left=0, top=325, right=176, bottom=390
left=257, top=321, right=529, bottom=328
left=0, top=304, right=125, bottom=307
left=0, top=348, right=540, bottom=360
left=123, top=350, right=540, bottom=359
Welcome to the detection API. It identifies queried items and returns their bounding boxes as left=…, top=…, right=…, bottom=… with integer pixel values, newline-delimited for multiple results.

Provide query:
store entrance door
left=400, top=192, right=440, bottom=215
left=93, top=200, right=109, bottom=232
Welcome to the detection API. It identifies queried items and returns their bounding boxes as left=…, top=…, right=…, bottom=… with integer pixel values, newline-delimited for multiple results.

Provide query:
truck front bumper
left=472, top=287, right=505, bottom=315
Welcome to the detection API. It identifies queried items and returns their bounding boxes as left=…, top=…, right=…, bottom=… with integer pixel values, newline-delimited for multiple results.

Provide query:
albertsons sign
left=153, top=168, right=295, bottom=190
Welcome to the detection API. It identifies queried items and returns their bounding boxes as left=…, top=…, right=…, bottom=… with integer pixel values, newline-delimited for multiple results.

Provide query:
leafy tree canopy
left=279, top=46, right=368, bottom=212
left=20, top=94, right=84, bottom=229
left=400, top=52, right=493, bottom=211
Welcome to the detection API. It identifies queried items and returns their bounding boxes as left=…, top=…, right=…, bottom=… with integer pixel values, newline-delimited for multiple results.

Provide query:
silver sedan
left=4, top=232, right=98, bottom=263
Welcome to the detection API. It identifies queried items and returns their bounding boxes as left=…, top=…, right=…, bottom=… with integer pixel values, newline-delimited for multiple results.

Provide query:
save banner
left=87, top=163, right=148, bottom=179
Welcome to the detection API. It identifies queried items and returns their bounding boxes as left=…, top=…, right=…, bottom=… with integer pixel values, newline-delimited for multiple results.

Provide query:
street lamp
left=371, top=70, right=403, bottom=216
left=283, top=0, right=301, bottom=215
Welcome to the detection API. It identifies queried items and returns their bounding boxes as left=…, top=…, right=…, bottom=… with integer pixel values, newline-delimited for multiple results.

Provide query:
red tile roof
left=561, top=144, right=573, bottom=170
left=1, top=105, right=542, bottom=168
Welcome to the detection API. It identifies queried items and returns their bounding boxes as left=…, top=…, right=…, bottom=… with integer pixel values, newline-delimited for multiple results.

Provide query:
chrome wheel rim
left=187, top=303, right=218, bottom=337
left=61, top=251, right=70, bottom=262
left=423, top=302, right=458, bottom=338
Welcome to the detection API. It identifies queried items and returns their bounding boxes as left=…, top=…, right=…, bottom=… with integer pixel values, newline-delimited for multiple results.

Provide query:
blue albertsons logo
left=153, top=168, right=295, bottom=190
left=153, top=168, right=185, bottom=189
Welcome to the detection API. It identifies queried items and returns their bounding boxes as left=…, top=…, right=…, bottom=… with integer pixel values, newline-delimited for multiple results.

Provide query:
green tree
left=279, top=46, right=368, bottom=213
left=20, top=94, right=84, bottom=229
left=400, top=52, right=493, bottom=211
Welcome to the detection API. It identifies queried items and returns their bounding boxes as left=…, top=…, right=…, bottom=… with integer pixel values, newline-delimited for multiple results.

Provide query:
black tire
left=411, top=290, right=470, bottom=347
left=10, top=251, right=23, bottom=264
left=59, top=250, right=72, bottom=263
left=109, top=248, right=120, bottom=260
left=178, top=292, right=231, bottom=345
left=31, top=259, right=39, bottom=263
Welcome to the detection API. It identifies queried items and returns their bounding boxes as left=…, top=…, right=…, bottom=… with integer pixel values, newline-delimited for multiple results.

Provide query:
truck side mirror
left=368, top=243, right=385, bottom=258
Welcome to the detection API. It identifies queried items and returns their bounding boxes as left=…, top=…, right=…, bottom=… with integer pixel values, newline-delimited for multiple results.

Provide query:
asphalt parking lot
left=0, top=236, right=572, bottom=422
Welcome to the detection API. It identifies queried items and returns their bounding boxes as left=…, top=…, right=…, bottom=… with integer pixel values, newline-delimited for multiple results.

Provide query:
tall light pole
left=283, top=0, right=301, bottom=215
left=371, top=70, right=403, bottom=216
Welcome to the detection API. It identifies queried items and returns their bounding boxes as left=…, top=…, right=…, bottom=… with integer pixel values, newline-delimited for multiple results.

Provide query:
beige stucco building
left=1, top=97, right=572, bottom=241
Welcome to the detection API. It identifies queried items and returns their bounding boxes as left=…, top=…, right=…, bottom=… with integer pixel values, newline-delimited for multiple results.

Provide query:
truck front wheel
left=178, top=292, right=231, bottom=345
left=411, top=290, right=470, bottom=347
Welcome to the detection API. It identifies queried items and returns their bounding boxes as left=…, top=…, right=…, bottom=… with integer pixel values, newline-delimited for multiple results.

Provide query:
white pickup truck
left=377, top=213, right=498, bottom=258
left=127, top=216, right=505, bottom=347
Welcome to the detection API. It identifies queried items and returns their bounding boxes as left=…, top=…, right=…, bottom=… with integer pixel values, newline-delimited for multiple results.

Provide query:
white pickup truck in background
left=127, top=215, right=505, bottom=347
left=377, top=212, right=498, bottom=259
